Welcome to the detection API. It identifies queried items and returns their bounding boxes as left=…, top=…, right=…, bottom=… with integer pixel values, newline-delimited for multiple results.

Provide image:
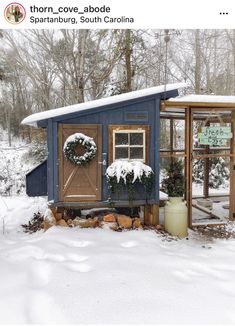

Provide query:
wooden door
left=59, top=124, right=102, bottom=202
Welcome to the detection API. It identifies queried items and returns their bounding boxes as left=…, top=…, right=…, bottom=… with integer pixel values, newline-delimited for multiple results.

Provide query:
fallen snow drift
left=0, top=195, right=48, bottom=232
left=1, top=196, right=235, bottom=324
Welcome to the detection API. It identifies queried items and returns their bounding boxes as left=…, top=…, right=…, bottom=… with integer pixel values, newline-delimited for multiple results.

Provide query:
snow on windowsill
left=106, top=160, right=153, bottom=184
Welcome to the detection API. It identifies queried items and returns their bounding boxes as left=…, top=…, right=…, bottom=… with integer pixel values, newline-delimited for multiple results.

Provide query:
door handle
left=98, top=160, right=107, bottom=166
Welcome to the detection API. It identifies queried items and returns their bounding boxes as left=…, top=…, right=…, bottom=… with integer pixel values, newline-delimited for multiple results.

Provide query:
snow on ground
left=0, top=195, right=48, bottom=232
left=191, top=201, right=229, bottom=225
left=1, top=196, right=235, bottom=324
left=192, top=183, right=229, bottom=197
left=1, top=133, right=234, bottom=324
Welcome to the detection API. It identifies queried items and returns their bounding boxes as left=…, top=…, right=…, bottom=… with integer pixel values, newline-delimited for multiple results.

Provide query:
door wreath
left=63, top=132, right=97, bottom=166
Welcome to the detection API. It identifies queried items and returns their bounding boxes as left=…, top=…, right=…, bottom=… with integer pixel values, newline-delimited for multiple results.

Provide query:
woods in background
left=0, top=29, right=235, bottom=141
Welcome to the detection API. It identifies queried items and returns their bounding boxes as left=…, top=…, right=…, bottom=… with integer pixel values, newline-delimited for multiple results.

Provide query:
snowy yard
left=1, top=196, right=235, bottom=324
left=2, top=27, right=235, bottom=325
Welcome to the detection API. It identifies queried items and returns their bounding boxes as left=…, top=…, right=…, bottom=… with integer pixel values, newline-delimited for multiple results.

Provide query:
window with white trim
left=113, top=130, right=146, bottom=162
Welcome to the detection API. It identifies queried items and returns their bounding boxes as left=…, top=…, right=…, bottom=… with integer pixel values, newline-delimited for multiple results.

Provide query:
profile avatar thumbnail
left=5, top=3, right=26, bottom=24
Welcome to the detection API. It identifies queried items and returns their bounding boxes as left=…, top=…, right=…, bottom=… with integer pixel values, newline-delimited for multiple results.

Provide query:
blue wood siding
left=26, top=160, right=47, bottom=196
left=154, top=98, right=160, bottom=203
left=52, top=96, right=160, bottom=204
left=53, top=121, right=59, bottom=202
left=43, top=89, right=179, bottom=205
left=47, top=119, right=54, bottom=201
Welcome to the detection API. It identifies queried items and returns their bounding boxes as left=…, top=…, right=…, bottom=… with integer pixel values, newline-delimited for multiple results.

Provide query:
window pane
left=130, top=147, right=143, bottom=159
left=115, top=133, right=128, bottom=145
left=115, top=147, right=128, bottom=159
left=130, top=133, right=143, bottom=145
left=173, top=120, right=185, bottom=150
left=160, top=119, right=170, bottom=150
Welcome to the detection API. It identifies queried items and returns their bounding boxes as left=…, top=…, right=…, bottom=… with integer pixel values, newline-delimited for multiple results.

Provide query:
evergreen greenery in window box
left=106, top=160, right=154, bottom=203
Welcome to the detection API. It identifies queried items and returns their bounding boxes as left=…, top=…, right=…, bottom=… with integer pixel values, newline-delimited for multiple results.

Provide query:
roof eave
left=162, top=100, right=235, bottom=110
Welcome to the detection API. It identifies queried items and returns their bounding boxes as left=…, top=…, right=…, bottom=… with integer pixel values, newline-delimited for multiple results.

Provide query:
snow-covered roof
left=168, top=94, right=235, bottom=105
left=21, top=83, right=187, bottom=127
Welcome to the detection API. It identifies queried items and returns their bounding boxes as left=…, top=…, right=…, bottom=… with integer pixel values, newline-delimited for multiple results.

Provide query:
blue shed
left=22, top=83, right=186, bottom=221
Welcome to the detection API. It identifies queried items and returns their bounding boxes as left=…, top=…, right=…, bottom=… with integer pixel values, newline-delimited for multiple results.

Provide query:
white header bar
left=1, top=0, right=235, bottom=29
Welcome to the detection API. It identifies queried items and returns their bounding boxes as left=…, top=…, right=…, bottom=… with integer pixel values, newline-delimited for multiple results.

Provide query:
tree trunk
left=194, top=30, right=201, bottom=94
left=124, top=29, right=132, bottom=92
left=77, top=29, right=88, bottom=102
left=4, top=106, right=11, bottom=147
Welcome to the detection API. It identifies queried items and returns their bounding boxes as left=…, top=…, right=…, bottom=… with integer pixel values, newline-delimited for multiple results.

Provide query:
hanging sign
left=198, top=126, right=232, bottom=146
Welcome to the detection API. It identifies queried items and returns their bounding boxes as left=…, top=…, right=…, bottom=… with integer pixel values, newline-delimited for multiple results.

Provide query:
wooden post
left=144, top=204, right=159, bottom=226
left=229, top=110, right=235, bottom=220
left=151, top=204, right=159, bottom=225
left=185, top=107, right=193, bottom=227
left=170, top=118, right=174, bottom=165
left=144, top=205, right=151, bottom=226
left=203, top=154, right=209, bottom=198
left=203, top=122, right=210, bottom=199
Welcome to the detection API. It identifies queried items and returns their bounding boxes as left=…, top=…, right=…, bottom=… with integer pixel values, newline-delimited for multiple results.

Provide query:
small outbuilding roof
left=21, top=83, right=187, bottom=127
left=166, top=94, right=235, bottom=108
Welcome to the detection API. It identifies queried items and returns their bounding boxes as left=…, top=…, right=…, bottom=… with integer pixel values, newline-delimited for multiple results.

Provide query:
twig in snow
left=2, top=218, right=5, bottom=235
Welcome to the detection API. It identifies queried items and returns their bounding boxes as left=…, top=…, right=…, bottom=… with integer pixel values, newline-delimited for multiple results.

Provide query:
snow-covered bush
left=0, top=151, right=26, bottom=195
left=27, top=139, right=47, bottom=164
left=193, top=158, right=204, bottom=184
left=209, top=157, right=230, bottom=189
left=193, top=157, right=229, bottom=189
left=0, top=134, right=47, bottom=196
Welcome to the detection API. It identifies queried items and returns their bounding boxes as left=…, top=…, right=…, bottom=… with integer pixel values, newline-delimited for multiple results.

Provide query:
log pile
left=43, top=209, right=143, bottom=232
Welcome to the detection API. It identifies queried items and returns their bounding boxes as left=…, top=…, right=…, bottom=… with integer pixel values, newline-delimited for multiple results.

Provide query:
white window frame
left=113, top=129, right=146, bottom=162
